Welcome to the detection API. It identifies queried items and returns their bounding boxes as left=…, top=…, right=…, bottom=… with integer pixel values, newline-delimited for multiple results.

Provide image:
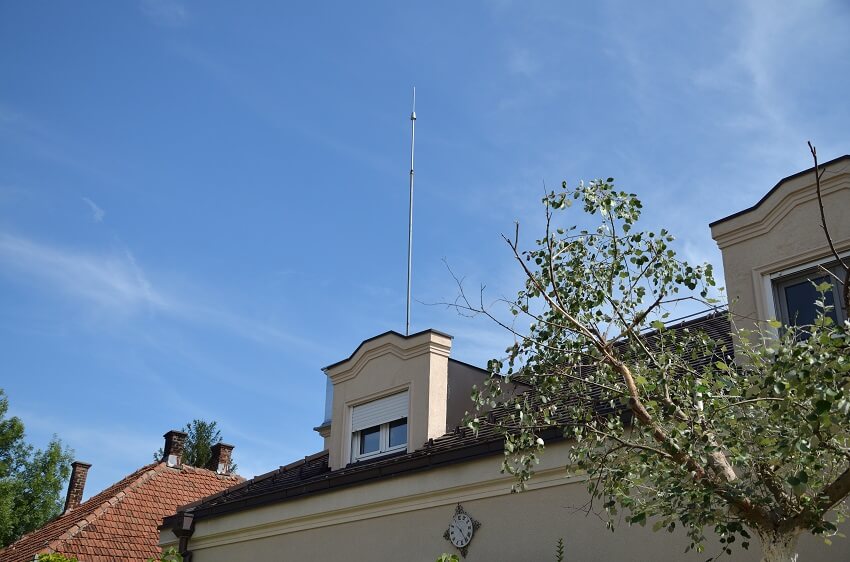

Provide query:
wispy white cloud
left=140, top=0, right=188, bottom=28
left=0, top=232, right=319, bottom=351
left=689, top=0, right=849, bottom=172
left=17, top=410, right=156, bottom=462
left=0, top=102, right=121, bottom=186
left=82, top=197, right=105, bottom=223
left=0, top=232, right=165, bottom=313
left=181, top=302, right=320, bottom=350
left=692, top=1, right=798, bottom=138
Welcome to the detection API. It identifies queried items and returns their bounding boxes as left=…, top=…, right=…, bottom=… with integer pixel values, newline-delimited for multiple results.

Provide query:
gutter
left=159, top=512, right=195, bottom=562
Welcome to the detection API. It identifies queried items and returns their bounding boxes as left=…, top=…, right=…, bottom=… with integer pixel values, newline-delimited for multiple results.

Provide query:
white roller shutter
left=351, top=391, right=408, bottom=432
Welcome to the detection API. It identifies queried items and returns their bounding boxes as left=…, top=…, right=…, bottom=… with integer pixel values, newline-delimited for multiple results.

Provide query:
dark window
left=389, top=418, right=408, bottom=448
left=359, top=425, right=380, bottom=454
left=774, top=263, right=846, bottom=327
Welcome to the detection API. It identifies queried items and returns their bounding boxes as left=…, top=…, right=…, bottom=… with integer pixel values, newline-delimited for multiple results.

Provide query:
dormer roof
left=322, top=328, right=453, bottom=372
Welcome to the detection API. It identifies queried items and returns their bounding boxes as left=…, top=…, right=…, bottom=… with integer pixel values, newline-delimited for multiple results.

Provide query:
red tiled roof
left=0, top=462, right=242, bottom=562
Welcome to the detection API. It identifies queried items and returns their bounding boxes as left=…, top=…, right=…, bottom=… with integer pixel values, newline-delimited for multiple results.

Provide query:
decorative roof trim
left=322, top=329, right=453, bottom=372
left=709, top=154, right=850, bottom=228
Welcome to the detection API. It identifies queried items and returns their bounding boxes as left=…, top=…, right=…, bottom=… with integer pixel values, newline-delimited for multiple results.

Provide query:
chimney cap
left=162, top=430, right=188, bottom=467
left=163, top=429, right=188, bottom=439
left=64, top=460, right=93, bottom=513
left=208, top=442, right=235, bottom=475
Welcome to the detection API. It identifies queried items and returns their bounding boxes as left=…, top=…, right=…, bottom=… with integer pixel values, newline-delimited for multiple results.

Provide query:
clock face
left=448, top=513, right=474, bottom=547
left=443, top=504, right=480, bottom=557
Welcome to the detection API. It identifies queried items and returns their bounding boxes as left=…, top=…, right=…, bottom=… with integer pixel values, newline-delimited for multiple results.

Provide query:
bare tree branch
left=808, top=141, right=850, bottom=312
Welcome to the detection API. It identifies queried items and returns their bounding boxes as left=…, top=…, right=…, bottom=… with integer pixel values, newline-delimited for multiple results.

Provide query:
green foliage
left=470, top=178, right=850, bottom=558
left=555, top=537, right=565, bottom=562
left=146, top=546, right=183, bottom=562
left=0, top=389, right=73, bottom=547
left=154, top=419, right=236, bottom=473
left=37, top=554, right=79, bottom=562
left=436, top=554, right=460, bottom=562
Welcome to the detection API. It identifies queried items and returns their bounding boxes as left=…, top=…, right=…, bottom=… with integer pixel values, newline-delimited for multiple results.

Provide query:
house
left=0, top=431, right=242, bottom=562
left=710, top=155, right=850, bottom=333
left=160, top=157, right=850, bottom=561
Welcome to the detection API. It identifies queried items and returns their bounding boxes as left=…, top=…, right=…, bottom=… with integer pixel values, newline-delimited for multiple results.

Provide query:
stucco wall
left=169, top=442, right=849, bottom=562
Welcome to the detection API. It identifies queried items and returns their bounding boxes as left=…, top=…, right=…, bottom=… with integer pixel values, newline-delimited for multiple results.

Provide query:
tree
left=461, top=173, right=850, bottom=562
left=154, top=419, right=236, bottom=473
left=37, top=554, right=78, bottom=562
left=0, top=389, right=74, bottom=547
left=146, top=546, right=182, bottom=562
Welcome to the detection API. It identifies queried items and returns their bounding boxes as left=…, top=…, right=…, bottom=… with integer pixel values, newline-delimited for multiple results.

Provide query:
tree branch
left=808, top=141, right=850, bottom=312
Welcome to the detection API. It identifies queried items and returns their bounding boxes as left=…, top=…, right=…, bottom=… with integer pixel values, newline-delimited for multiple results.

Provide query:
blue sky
left=2, top=1, right=850, bottom=497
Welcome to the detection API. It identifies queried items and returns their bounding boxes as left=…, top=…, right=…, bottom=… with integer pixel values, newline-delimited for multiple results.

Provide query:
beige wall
left=324, top=331, right=453, bottom=470
left=711, top=159, right=850, bottom=332
left=166, top=441, right=849, bottom=562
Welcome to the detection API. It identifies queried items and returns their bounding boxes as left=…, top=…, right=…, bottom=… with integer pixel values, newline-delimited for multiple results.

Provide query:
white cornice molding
left=711, top=171, right=849, bottom=250
left=326, top=334, right=452, bottom=385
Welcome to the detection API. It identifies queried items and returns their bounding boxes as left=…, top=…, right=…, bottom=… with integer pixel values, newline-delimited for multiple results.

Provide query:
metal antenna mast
left=406, top=87, right=416, bottom=336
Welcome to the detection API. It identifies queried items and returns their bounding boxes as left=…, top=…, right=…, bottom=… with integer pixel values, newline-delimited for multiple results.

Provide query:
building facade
left=161, top=158, right=850, bottom=562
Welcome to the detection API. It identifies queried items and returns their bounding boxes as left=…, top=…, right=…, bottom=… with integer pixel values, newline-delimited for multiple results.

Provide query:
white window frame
left=349, top=390, right=409, bottom=463
left=351, top=418, right=408, bottom=462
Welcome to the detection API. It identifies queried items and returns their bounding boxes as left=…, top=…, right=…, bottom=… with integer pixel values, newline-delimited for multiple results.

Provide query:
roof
left=167, top=311, right=731, bottom=524
left=322, top=328, right=453, bottom=371
left=0, top=462, right=242, bottom=562
left=709, top=154, right=850, bottom=227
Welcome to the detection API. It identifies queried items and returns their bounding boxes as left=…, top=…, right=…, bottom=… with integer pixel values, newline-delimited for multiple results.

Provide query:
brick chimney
left=63, top=461, right=92, bottom=513
left=207, top=442, right=234, bottom=475
left=162, top=430, right=187, bottom=468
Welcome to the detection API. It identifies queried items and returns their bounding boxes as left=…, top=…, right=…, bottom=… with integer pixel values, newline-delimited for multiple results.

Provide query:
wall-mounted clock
left=443, top=504, right=481, bottom=558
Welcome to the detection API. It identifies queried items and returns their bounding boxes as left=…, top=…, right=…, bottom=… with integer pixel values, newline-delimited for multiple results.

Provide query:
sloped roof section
left=170, top=311, right=731, bottom=523
left=0, top=462, right=242, bottom=562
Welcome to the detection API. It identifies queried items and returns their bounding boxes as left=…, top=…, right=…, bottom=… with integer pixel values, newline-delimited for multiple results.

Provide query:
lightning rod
left=406, top=88, right=416, bottom=336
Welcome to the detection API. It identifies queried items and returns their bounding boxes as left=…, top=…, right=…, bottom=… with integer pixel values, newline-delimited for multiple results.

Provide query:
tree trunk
left=758, top=530, right=800, bottom=562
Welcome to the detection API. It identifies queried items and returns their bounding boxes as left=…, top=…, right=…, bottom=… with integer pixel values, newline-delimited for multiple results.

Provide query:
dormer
left=710, top=155, right=850, bottom=333
left=318, top=329, right=501, bottom=471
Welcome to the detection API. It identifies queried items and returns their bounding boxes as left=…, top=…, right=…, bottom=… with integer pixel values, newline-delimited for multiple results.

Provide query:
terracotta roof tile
left=0, top=463, right=242, bottom=562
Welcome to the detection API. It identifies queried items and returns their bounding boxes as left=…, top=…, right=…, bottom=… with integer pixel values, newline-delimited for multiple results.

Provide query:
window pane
left=359, top=425, right=380, bottom=454
left=783, top=275, right=837, bottom=326
left=389, top=418, right=407, bottom=448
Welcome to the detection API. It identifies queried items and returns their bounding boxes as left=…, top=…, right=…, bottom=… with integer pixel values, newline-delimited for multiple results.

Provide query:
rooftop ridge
left=1, top=461, right=162, bottom=556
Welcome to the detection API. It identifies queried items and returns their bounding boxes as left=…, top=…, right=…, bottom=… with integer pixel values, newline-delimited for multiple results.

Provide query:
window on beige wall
left=350, top=391, right=409, bottom=462
left=773, top=262, right=847, bottom=327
